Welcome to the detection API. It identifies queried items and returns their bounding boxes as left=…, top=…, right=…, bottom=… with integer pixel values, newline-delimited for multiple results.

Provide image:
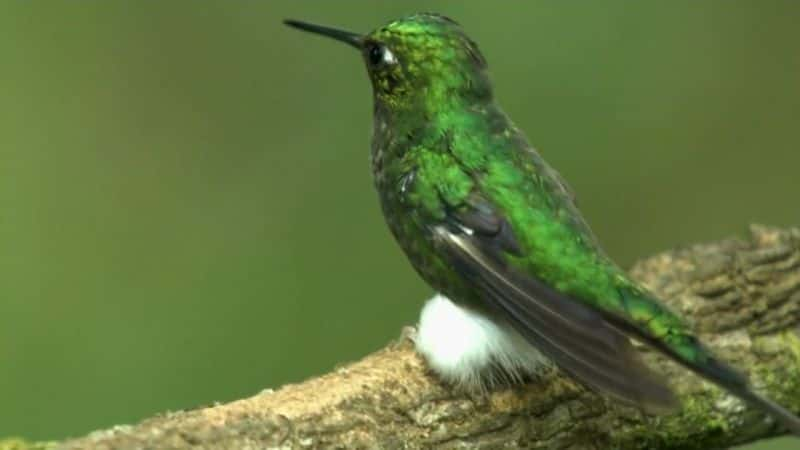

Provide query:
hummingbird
left=284, top=14, right=800, bottom=434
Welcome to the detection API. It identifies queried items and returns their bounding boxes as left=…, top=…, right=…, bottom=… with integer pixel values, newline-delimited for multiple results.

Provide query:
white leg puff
left=415, top=293, right=550, bottom=390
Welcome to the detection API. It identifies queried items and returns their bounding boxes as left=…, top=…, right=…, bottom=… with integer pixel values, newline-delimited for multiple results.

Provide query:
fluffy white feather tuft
left=415, top=293, right=550, bottom=390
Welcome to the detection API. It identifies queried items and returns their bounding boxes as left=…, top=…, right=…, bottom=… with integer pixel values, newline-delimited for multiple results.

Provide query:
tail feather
left=701, top=358, right=800, bottom=436
left=605, top=288, right=800, bottom=436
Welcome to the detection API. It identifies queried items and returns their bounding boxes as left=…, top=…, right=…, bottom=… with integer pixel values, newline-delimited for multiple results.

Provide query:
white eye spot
left=383, top=47, right=397, bottom=65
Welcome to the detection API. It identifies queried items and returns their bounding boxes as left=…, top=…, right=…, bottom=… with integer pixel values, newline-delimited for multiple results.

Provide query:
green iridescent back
left=365, top=14, right=699, bottom=362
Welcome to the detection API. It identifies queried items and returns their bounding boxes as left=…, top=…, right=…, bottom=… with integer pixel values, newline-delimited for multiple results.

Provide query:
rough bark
left=15, top=225, right=800, bottom=449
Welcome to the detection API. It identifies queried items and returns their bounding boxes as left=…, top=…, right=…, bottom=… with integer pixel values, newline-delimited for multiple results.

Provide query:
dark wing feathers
left=453, top=205, right=523, bottom=256
left=436, top=205, right=677, bottom=413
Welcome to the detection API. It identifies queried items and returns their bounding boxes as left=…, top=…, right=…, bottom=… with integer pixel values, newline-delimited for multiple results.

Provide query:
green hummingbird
left=284, top=14, right=800, bottom=434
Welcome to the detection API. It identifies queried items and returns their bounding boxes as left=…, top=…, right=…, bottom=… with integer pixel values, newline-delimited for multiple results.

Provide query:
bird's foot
left=390, top=325, right=418, bottom=350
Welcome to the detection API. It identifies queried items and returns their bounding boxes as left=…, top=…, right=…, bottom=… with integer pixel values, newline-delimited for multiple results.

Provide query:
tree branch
left=32, top=225, right=800, bottom=449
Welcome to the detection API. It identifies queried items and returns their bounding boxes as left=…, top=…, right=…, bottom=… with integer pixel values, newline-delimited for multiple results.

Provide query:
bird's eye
left=368, top=44, right=385, bottom=66
left=367, top=43, right=396, bottom=67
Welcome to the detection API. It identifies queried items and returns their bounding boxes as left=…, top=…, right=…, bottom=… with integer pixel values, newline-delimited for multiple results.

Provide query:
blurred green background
left=1, top=2, right=798, bottom=448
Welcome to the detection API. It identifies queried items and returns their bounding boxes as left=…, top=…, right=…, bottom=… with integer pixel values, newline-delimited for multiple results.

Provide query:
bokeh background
left=2, top=2, right=798, bottom=448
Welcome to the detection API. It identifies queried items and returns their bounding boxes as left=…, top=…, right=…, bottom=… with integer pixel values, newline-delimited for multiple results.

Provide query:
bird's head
left=284, top=14, right=492, bottom=113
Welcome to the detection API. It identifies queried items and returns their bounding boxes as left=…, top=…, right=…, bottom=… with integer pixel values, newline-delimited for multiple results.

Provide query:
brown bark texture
left=52, top=225, right=800, bottom=449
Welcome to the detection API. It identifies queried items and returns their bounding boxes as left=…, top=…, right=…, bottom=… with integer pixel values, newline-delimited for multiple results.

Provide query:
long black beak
left=283, top=19, right=363, bottom=49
